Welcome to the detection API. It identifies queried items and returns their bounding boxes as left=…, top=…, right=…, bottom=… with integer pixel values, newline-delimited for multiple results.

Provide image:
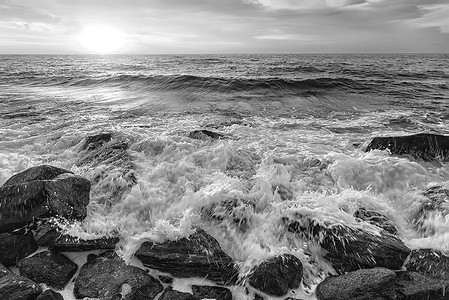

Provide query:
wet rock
left=201, top=198, right=255, bottom=232
left=254, top=294, right=264, bottom=300
left=74, top=251, right=163, bottom=300
left=35, top=289, right=63, bottom=300
left=273, top=184, right=293, bottom=201
left=2, top=165, right=72, bottom=186
left=0, top=231, right=38, bottom=266
left=50, top=235, right=119, bottom=252
left=354, top=207, right=398, bottom=235
left=17, top=250, right=78, bottom=289
left=365, top=133, right=449, bottom=161
left=395, top=271, right=449, bottom=300
left=284, top=214, right=410, bottom=273
left=192, top=285, right=232, bottom=300
left=34, top=222, right=61, bottom=247
left=316, top=268, right=397, bottom=300
left=248, top=254, right=303, bottom=297
left=404, top=249, right=449, bottom=281
left=135, top=228, right=239, bottom=285
left=159, top=288, right=194, bottom=300
left=0, top=171, right=91, bottom=233
left=0, top=263, right=42, bottom=300
left=81, top=133, right=113, bottom=151
left=188, top=129, right=226, bottom=141
left=158, top=275, right=173, bottom=284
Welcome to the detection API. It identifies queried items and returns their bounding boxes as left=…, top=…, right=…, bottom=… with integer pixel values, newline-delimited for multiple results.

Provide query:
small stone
left=188, top=130, right=226, bottom=141
left=35, top=289, right=64, bottom=300
left=248, top=254, right=303, bottom=297
left=50, top=235, right=119, bottom=252
left=158, top=275, right=173, bottom=284
left=315, top=268, right=396, bottom=300
left=192, top=285, right=232, bottom=300
left=0, top=231, right=38, bottom=266
left=17, top=250, right=78, bottom=289
left=0, top=263, right=42, bottom=300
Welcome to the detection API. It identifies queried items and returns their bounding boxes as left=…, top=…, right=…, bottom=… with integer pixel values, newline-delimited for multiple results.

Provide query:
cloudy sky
left=1, top=0, right=448, bottom=54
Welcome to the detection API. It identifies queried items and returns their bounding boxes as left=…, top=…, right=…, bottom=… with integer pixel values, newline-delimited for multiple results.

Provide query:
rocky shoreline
left=1, top=133, right=449, bottom=300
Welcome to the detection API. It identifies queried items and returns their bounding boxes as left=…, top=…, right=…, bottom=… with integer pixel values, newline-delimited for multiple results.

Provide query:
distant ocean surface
left=1, top=54, right=449, bottom=298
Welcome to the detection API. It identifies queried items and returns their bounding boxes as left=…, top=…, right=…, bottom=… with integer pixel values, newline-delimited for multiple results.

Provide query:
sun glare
left=77, top=24, right=127, bottom=54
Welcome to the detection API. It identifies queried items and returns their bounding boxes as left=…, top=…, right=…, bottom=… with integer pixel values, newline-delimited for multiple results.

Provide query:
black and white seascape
left=1, top=1, right=449, bottom=300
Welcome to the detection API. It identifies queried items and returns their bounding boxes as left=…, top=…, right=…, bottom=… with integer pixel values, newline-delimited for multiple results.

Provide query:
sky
left=0, top=0, right=448, bottom=54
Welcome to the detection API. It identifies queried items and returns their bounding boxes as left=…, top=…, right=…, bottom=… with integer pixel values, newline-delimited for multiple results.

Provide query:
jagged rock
left=81, top=133, right=113, bottom=151
left=365, top=133, right=449, bottom=161
left=192, top=285, right=232, bottom=300
left=248, top=254, right=303, bottom=297
left=2, top=165, right=71, bottom=186
left=135, top=229, right=239, bottom=285
left=159, top=288, right=194, bottom=300
left=74, top=251, right=162, bottom=300
left=35, top=289, right=64, bottom=300
left=188, top=129, right=225, bottom=141
left=354, top=207, right=398, bottom=235
left=254, top=294, right=264, bottom=300
left=17, top=250, right=78, bottom=289
left=0, top=231, right=38, bottom=266
left=404, top=249, right=449, bottom=281
left=284, top=214, right=410, bottom=273
left=50, top=235, right=119, bottom=252
left=34, top=222, right=61, bottom=247
left=316, top=268, right=397, bottom=300
left=158, top=275, right=173, bottom=284
left=0, top=169, right=91, bottom=233
left=0, top=263, right=42, bottom=300
left=201, top=198, right=255, bottom=232
left=395, top=271, right=449, bottom=300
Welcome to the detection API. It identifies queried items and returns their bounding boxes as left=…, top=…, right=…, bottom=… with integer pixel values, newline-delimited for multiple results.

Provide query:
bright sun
left=77, top=24, right=127, bottom=54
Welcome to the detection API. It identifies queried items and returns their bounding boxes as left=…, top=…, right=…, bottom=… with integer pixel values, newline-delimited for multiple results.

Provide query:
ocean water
left=1, top=54, right=449, bottom=298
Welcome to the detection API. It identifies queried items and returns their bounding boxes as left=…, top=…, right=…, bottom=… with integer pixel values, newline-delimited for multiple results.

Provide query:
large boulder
left=74, top=251, right=162, bottom=300
left=395, top=271, right=449, bottom=300
left=135, top=229, right=239, bottom=285
left=365, top=133, right=449, bottom=161
left=0, top=231, right=38, bottom=266
left=284, top=214, right=410, bottom=273
left=315, top=268, right=397, bottom=300
left=0, top=166, right=91, bottom=233
left=248, top=254, right=303, bottom=297
left=0, top=263, right=42, bottom=300
left=49, top=234, right=119, bottom=252
left=404, top=249, right=449, bottom=281
left=81, top=133, right=112, bottom=151
left=17, top=250, right=78, bottom=289
left=2, top=165, right=71, bottom=186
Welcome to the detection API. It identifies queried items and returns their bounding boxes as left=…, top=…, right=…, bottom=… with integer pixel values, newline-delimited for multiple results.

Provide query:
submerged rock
left=188, top=129, right=226, bottom=141
left=353, top=207, right=398, bottom=235
left=49, top=235, right=119, bottom=252
left=135, top=228, right=239, bottom=285
left=0, top=231, right=38, bottom=266
left=248, top=254, right=303, bottom=297
left=0, top=168, right=91, bottom=233
left=284, top=214, right=410, bottom=273
left=365, top=133, right=449, bottom=161
left=192, top=285, right=232, bottom=300
left=316, top=268, right=397, bottom=300
left=0, top=263, right=42, bottom=300
left=81, top=133, right=113, bottom=151
left=404, top=249, right=449, bottom=281
left=17, top=250, right=78, bottom=289
left=201, top=198, right=255, bottom=232
left=395, top=271, right=449, bottom=300
left=35, top=290, right=64, bottom=300
left=74, top=251, right=162, bottom=300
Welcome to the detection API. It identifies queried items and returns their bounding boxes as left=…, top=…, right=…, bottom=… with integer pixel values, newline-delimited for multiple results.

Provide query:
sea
left=1, top=53, right=449, bottom=299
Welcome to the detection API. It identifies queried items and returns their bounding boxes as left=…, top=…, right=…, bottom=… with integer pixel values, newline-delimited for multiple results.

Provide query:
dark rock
left=50, top=235, right=119, bottom=252
left=192, top=285, right=232, bottom=300
left=273, top=184, right=293, bottom=201
left=316, top=268, right=397, bottom=300
left=17, top=250, right=78, bottom=289
left=284, top=214, right=410, bottom=273
left=254, top=294, right=264, bottom=300
left=135, top=228, right=239, bottom=285
left=365, top=133, right=449, bottom=161
left=159, top=288, right=194, bottom=300
left=0, top=172, right=91, bottom=233
left=0, top=231, right=38, bottom=266
left=34, top=222, right=61, bottom=247
left=248, top=254, right=303, bottom=297
left=404, top=249, right=449, bottom=281
left=0, top=263, right=42, bottom=300
left=74, top=251, right=163, bottom=300
left=35, top=289, right=64, bottom=300
left=158, top=275, right=173, bottom=284
left=395, top=271, right=449, bottom=300
left=188, top=130, right=226, bottom=141
left=354, top=207, right=398, bottom=235
left=81, top=133, right=113, bottom=151
left=2, top=165, right=72, bottom=186
left=201, top=198, right=255, bottom=232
